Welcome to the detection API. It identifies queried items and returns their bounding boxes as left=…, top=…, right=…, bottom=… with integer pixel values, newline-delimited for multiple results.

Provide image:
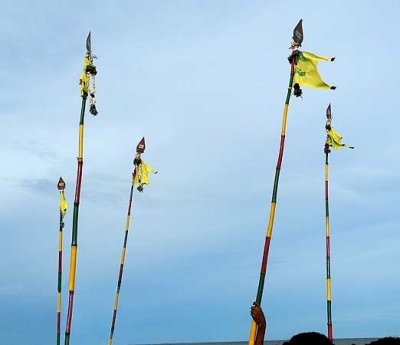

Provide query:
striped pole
left=64, top=33, right=98, bottom=345
left=108, top=180, right=134, bottom=345
left=324, top=147, right=333, bottom=341
left=107, top=138, right=146, bottom=345
left=324, top=104, right=333, bottom=342
left=57, top=177, right=67, bottom=345
left=248, top=49, right=297, bottom=345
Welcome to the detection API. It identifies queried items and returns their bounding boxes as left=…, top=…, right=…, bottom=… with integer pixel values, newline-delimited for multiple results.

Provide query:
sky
left=0, top=1, right=399, bottom=344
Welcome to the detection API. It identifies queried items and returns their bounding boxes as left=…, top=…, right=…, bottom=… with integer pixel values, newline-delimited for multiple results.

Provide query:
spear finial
left=136, top=137, right=146, bottom=154
left=292, top=19, right=303, bottom=48
left=57, top=177, right=66, bottom=191
left=86, top=31, right=92, bottom=54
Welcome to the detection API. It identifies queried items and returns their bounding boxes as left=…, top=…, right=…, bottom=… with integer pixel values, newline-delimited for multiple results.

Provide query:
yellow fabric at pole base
left=248, top=320, right=257, bottom=345
left=293, top=51, right=333, bottom=89
left=69, top=246, right=77, bottom=291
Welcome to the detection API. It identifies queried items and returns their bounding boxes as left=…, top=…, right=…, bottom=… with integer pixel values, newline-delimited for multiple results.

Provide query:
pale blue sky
left=0, top=1, right=399, bottom=345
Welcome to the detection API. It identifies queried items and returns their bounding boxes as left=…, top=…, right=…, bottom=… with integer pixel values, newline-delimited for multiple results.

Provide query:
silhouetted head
left=283, top=332, right=332, bottom=345
left=366, top=338, right=400, bottom=345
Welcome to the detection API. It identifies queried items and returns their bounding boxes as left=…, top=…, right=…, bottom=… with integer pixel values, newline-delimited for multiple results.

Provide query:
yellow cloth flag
left=79, top=55, right=90, bottom=96
left=133, top=161, right=155, bottom=186
left=60, top=191, right=68, bottom=217
left=327, top=128, right=353, bottom=150
left=293, top=51, right=334, bottom=89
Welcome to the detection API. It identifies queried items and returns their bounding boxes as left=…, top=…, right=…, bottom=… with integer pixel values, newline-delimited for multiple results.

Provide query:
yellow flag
left=133, top=161, right=155, bottom=186
left=79, top=55, right=90, bottom=96
left=293, top=51, right=335, bottom=89
left=327, top=128, right=353, bottom=150
left=60, top=191, right=68, bottom=217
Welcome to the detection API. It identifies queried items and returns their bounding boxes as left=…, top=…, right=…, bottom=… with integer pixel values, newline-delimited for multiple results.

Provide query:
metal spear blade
left=57, top=177, right=66, bottom=191
left=326, top=103, right=332, bottom=119
left=292, top=19, right=303, bottom=47
left=86, top=31, right=92, bottom=54
left=136, top=137, right=146, bottom=154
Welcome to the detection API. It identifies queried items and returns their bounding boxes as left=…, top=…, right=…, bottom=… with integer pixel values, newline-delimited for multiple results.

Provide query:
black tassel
left=293, top=83, right=303, bottom=97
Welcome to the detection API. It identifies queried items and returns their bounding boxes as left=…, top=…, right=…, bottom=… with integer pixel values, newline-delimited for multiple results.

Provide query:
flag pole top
left=57, top=177, right=66, bottom=191
left=86, top=31, right=92, bottom=54
left=291, top=19, right=303, bottom=50
left=288, top=19, right=303, bottom=63
left=136, top=137, right=146, bottom=154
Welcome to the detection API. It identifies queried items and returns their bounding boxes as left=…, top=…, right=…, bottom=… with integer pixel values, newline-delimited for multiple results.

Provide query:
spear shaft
left=108, top=180, right=135, bottom=345
left=65, top=94, right=87, bottom=345
left=248, top=58, right=295, bottom=345
left=325, top=151, right=333, bottom=341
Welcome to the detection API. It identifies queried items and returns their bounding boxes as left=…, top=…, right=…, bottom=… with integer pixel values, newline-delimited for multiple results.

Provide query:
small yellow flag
left=133, top=161, right=155, bottom=186
left=327, top=128, right=353, bottom=150
left=293, top=51, right=335, bottom=90
left=79, top=55, right=90, bottom=96
left=60, top=191, right=68, bottom=217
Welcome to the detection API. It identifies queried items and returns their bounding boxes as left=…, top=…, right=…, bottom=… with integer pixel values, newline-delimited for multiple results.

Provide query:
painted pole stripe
left=74, top=161, right=83, bottom=204
left=266, top=203, right=276, bottom=238
left=78, top=124, right=84, bottom=158
left=248, top=58, right=295, bottom=345
left=65, top=291, right=75, bottom=331
left=68, top=246, right=77, bottom=291
left=108, top=184, right=135, bottom=345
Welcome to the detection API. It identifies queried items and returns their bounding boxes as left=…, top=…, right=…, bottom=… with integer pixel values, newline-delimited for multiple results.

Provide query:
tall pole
left=57, top=177, right=67, bottom=345
left=64, top=32, right=98, bottom=345
left=248, top=20, right=303, bottom=345
left=108, top=183, right=134, bottom=345
left=324, top=104, right=333, bottom=342
left=108, top=138, right=146, bottom=345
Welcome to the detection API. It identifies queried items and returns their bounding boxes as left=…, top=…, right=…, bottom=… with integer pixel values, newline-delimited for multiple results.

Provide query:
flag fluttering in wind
left=327, top=128, right=354, bottom=150
left=293, top=51, right=335, bottom=90
left=133, top=161, right=155, bottom=187
left=59, top=188, right=68, bottom=217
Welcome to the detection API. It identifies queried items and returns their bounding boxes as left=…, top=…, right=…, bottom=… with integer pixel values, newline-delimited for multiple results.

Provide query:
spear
left=57, top=177, right=68, bottom=345
left=324, top=104, right=353, bottom=342
left=248, top=20, right=303, bottom=345
left=248, top=20, right=336, bottom=344
left=108, top=137, right=155, bottom=345
left=324, top=104, right=333, bottom=342
left=64, top=32, right=98, bottom=345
